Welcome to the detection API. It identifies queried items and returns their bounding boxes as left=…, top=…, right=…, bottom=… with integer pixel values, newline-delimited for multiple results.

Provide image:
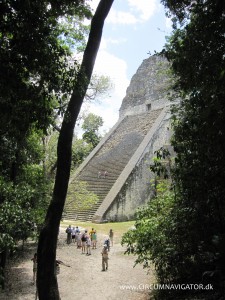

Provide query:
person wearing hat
left=101, top=244, right=109, bottom=271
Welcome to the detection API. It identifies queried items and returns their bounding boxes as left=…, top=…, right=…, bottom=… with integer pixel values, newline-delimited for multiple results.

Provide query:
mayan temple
left=64, top=54, right=176, bottom=223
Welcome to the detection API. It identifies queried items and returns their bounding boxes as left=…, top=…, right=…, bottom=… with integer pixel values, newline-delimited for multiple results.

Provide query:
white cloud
left=89, top=0, right=158, bottom=26
left=99, top=37, right=127, bottom=51
left=107, top=9, right=138, bottom=25
left=86, top=104, right=118, bottom=134
left=127, top=0, right=157, bottom=21
left=80, top=0, right=159, bottom=132
left=95, top=38, right=129, bottom=98
left=75, top=0, right=168, bottom=136
left=106, top=0, right=157, bottom=25
left=87, top=46, right=129, bottom=132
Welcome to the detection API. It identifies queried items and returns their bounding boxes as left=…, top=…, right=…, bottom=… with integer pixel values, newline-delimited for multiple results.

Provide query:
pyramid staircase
left=64, top=108, right=163, bottom=222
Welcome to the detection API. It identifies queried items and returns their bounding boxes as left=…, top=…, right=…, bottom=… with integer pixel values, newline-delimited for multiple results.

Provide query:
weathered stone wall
left=66, top=54, right=177, bottom=223
left=103, top=109, right=171, bottom=221
left=94, top=55, right=175, bottom=222
left=119, top=55, right=171, bottom=118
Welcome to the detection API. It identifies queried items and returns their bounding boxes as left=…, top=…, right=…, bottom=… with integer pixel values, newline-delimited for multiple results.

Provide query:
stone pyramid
left=64, top=55, right=176, bottom=223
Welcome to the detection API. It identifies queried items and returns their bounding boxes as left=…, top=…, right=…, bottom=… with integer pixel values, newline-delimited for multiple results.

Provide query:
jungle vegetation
left=1, top=0, right=225, bottom=299
left=122, top=1, right=225, bottom=299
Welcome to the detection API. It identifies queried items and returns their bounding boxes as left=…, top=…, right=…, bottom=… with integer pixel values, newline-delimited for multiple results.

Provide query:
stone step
left=64, top=109, right=163, bottom=221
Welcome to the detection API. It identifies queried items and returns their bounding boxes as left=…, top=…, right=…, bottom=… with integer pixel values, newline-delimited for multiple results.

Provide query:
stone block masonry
left=64, top=55, right=177, bottom=222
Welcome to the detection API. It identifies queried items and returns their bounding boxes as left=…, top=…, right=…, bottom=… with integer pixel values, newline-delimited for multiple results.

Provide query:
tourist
left=31, top=253, right=37, bottom=284
left=35, top=260, right=70, bottom=300
left=75, top=226, right=80, bottom=234
left=109, top=229, right=114, bottom=246
left=101, top=245, right=109, bottom=271
left=71, top=227, right=76, bottom=243
left=81, top=230, right=88, bottom=254
left=92, top=231, right=97, bottom=249
left=104, top=236, right=110, bottom=251
left=65, top=225, right=72, bottom=244
left=86, top=236, right=92, bottom=255
left=89, top=227, right=95, bottom=241
left=55, top=259, right=70, bottom=276
left=75, top=226, right=80, bottom=243
left=76, top=232, right=81, bottom=248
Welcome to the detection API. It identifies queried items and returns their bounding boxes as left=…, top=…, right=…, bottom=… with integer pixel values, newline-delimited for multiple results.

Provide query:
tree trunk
left=36, top=1, right=114, bottom=299
left=0, top=250, right=7, bottom=289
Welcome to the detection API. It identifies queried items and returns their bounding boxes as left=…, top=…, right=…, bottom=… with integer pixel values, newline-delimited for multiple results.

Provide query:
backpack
left=104, top=239, right=110, bottom=246
left=66, top=227, right=71, bottom=234
left=81, top=233, right=87, bottom=242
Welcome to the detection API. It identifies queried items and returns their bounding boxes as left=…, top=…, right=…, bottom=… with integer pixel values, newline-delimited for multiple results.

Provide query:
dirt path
left=1, top=227, right=154, bottom=300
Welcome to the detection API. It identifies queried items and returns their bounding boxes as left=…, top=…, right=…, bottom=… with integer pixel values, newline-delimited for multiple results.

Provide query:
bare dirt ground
left=1, top=226, right=155, bottom=300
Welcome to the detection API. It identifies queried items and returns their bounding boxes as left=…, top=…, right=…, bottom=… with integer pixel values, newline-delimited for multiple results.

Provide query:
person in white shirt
left=86, top=236, right=92, bottom=255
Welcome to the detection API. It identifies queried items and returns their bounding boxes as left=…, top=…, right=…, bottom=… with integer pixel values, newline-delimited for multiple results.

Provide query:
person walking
left=81, top=230, right=88, bottom=254
left=71, top=227, right=76, bottom=243
left=101, top=244, right=109, bottom=271
left=86, top=236, right=92, bottom=255
left=109, top=229, right=114, bottom=246
left=92, top=231, right=97, bottom=249
left=66, top=225, right=72, bottom=244
left=55, top=259, right=70, bottom=275
left=31, top=253, right=37, bottom=284
left=89, top=227, right=95, bottom=240
left=104, top=236, right=110, bottom=251
left=75, top=226, right=80, bottom=243
left=76, top=232, right=81, bottom=248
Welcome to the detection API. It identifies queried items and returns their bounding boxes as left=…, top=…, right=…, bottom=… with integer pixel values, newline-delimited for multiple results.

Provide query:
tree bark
left=36, top=1, right=114, bottom=299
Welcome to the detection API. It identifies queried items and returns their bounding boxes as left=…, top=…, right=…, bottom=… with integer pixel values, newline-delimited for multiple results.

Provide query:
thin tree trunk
left=0, top=250, right=7, bottom=289
left=36, top=1, right=114, bottom=299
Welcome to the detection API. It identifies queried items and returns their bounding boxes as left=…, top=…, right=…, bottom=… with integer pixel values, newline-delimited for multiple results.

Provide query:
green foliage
left=0, top=0, right=92, bottom=139
left=122, top=181, right=176, bottom=282
left=150, top=147, right=171, bottom=179
left=152, top=0, right=225, bottom=296
left=82, top=112, right=104, bottom=133
left=72, top=138, right=93, bottom=169
left=42, top=130, right=59, bottom=177
left=66, top=180, right=99, bottom=211
left=86, top=74, right=114, bottom=101
left=0, top=0, right=92, bottom=250
left=82, top=113, right=103, bottom=148
left=44, top=113, right=104, bottom=174
left=57, top=12, right=92, bottom=52
left=0, top=128, right=51, bottom=256
left=0, top=172, right=50, bottom=252
left=0, top=0, right=97, bottom=291
left=122, top=178, right=222, bottom=299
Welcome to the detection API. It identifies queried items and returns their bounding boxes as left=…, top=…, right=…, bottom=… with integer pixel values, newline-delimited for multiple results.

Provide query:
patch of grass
left=61, top=220, right=135, bottom=241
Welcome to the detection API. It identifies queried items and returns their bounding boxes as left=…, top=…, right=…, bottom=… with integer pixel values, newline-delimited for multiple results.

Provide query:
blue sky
left=80, top=0, right=172, bottom=134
